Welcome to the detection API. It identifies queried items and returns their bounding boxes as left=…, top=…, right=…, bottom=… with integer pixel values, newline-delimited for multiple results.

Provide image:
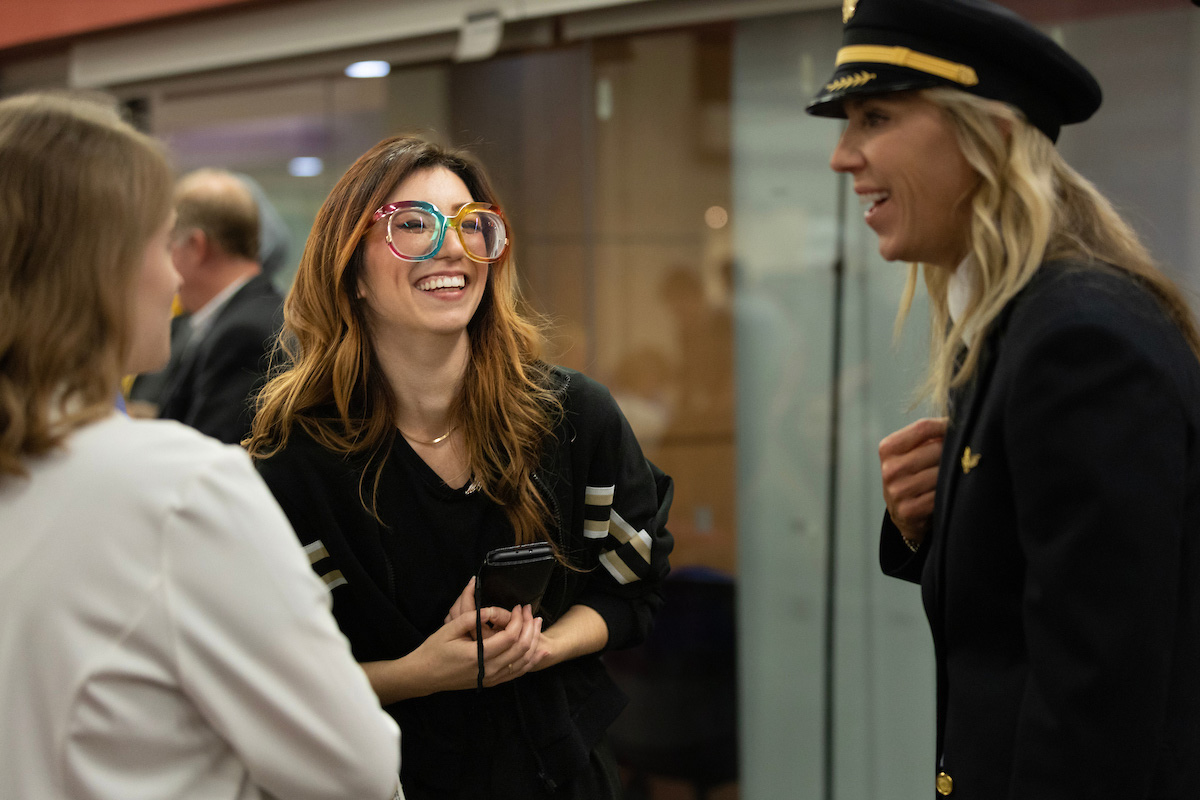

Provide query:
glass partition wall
left=144, top=3, right=1200, bottom=798
left=733, top=11, right=934, bottom=798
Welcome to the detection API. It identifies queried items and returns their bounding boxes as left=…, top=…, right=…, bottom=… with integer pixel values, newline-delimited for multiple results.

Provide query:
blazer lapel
left=158, top=320, right=202, bottom=419
left=925, top=330, right=1002, bottom=627
left=158, top=276, right=267, bottom=419
left=933, top=354, right=993, bottom=543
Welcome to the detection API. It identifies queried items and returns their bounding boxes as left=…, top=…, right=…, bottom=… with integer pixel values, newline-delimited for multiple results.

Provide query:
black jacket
left=159, top=273, right=282, bottom=444
left=881, top=261, right=1200, bottom=799
left=256, top=367, right=674, bottom=798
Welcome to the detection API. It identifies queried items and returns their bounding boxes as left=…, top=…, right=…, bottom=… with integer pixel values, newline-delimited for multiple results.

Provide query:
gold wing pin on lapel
left=961, top=446, right=981, bottom=475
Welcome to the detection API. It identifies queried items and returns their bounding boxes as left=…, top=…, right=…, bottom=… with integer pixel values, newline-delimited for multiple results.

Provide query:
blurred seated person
left=155, top=168, right=283, bottom=443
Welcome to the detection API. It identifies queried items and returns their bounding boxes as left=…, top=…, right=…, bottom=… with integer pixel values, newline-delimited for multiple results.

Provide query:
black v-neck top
left=378, top=435, right=512, bottom=633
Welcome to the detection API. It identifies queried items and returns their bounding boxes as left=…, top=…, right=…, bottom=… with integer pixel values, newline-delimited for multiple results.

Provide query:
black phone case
left=476, top=543, right=555, bottom=613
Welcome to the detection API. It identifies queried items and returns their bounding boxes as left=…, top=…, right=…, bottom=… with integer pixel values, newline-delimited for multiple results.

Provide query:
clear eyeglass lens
left=457, top=211, right=506, bottom=260
left=388, top=209, right=440, bottom=258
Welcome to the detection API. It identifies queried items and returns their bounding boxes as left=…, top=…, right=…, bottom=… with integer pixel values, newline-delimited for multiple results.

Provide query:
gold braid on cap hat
left=835, top=45, right=979, bottom=86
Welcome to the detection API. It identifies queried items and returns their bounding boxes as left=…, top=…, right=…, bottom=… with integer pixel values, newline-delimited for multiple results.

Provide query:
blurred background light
left=345, top=60, right=391, bottom=78
left=705, top=205, right=729, bottom=229
left=288, top=156, right=323, bottom=177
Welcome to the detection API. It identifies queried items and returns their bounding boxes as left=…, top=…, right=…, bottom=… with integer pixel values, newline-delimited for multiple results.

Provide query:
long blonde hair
left=896, top=88, right=1200, bottom=411
left=247, top=136, right=560, bottom=544
left=0, top=92, right=172, bottom=479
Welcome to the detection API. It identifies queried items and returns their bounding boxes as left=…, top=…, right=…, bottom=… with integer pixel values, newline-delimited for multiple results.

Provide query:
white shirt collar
left=188, top=274, right=254, bottom=343
left=947, top=256, right=978, bottom=343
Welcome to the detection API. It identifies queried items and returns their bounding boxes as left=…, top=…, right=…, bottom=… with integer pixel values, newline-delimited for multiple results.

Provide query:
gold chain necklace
left=399, top=426, right=455, bottom=446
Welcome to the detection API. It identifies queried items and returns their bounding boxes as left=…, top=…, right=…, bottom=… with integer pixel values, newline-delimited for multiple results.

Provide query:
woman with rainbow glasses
left=249, top=135, right=674, bottom=800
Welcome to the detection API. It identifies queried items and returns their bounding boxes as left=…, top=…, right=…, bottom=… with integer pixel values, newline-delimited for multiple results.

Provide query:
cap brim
left=805, top=69, right=942, bottom=118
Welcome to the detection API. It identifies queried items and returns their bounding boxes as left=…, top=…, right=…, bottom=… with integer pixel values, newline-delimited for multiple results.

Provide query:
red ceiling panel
left=1, top=0, right=274, bottom=51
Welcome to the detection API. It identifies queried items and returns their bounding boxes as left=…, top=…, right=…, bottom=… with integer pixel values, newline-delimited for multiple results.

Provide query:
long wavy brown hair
left=0, top=92, right=172, bottom=479
left=247, top=135, right=560, bottom=544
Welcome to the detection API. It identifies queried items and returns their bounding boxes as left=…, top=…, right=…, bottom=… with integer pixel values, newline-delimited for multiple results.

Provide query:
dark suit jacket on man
left=881, top=261, right=1200, bottom=799
left=159, top=273, right=283, bottom=444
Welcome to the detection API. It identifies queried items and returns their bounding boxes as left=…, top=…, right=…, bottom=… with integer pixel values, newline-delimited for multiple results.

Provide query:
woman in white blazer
left=0, top=92, right=405, bottom=800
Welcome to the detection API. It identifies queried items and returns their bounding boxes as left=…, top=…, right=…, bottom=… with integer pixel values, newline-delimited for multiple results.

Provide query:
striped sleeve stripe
left=583, top=519, right=609, bottom=539
left=599, top=551, right=639, bottom=585
left=584, top=485, right=615, bottom=506
left=583, top=505, right=611, bottom=521
left=303, top=540, right=331, bottom=565
left=321, top=569, right=348, bottom=591
left=609, top=509, right=653, bottom=564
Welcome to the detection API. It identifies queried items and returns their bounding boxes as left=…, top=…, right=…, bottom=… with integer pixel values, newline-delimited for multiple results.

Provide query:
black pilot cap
left=806, top=0, right=1102, bottom=143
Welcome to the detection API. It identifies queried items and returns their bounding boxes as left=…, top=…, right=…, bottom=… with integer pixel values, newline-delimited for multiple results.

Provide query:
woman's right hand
left=417, top=602, right=545, bottom=692
left=363, top=589, right=545, bottom=703
left=879, top=417, right=948, bottom=547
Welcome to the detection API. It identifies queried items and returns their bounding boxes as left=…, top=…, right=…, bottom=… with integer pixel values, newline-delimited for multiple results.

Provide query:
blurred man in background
left=155, top=168, right=283, bottom=444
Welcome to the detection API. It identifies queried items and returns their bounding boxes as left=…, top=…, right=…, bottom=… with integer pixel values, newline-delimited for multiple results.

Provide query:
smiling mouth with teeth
left=417, top=275, right=466, bottom=292
left=860, top=191, right=890, bottom=217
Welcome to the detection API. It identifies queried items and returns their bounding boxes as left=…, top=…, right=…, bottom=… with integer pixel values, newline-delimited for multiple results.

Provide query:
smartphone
left=475, top=542, right=555, bottom=613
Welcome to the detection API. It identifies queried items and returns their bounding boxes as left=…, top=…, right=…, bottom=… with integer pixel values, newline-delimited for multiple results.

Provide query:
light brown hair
left=897, top=88, right=1200, bottom=411
left=0, top=92, right=173, bottom=478
left=247, top=135, right=560, bottom=544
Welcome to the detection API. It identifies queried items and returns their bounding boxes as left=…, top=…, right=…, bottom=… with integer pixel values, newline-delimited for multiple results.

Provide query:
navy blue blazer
left=881, top=261, right=1200, bottom=799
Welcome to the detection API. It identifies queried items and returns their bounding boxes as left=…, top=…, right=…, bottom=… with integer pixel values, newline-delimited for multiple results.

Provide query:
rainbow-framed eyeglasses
left=370, top=201, right=508, bottom=263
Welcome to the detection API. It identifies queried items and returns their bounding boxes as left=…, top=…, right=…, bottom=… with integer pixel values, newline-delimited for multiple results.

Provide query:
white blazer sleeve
left=161, top=446, right=402, bottom=800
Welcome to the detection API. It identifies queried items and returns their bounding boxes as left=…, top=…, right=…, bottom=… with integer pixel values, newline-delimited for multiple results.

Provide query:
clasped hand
left=879, top=417, right=947, bottom=546
left=413, top=577, right=548, bottom=692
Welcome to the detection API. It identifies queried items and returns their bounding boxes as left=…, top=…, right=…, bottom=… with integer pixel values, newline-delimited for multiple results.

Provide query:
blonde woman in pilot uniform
left=808, top=0, right=1200, bottom=797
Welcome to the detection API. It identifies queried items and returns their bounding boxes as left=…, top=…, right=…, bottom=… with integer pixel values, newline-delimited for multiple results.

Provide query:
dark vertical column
left=823, top=165, right=848, bottom=800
